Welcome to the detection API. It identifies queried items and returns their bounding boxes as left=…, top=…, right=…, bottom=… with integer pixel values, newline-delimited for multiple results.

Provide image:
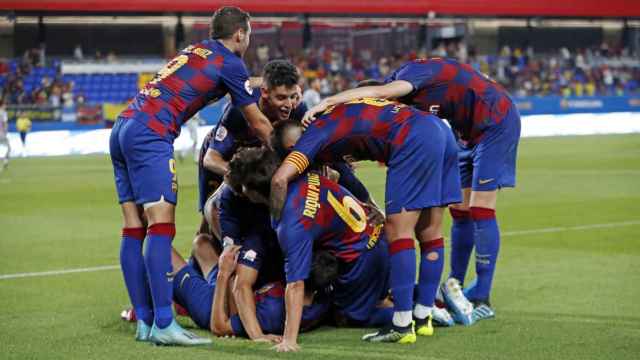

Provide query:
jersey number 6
left=327, top=191, right=367, bottom=233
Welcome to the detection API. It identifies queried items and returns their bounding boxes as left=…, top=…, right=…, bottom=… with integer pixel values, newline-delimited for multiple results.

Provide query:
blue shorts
left=385, top=115, right=462, bottom=215
left=238, top=231, right=285, bottom=287
left=172, top=265, right=215, bottom=330
left=333, top=236, right=390, bottom=323
left=459, top=105, right=521, bottom=191
left=110, top=118, right=178, bottom=205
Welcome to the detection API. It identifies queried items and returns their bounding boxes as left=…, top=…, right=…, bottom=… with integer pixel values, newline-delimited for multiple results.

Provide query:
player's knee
left=450, top=203, right=470, bottom=212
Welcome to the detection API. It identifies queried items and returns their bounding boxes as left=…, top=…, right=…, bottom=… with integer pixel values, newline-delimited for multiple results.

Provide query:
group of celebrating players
left=109, top=6, right=521, bottom=351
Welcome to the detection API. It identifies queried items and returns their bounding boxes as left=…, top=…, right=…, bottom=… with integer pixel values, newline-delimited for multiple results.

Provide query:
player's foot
left=414, top=316, right=434, bottom=336
left=135, top=320, right=152, bottom=342
left=441, top=278, right=474, bottom=326
left=432, top=306, right=455, bottom=327
left=472, top=300, right=495, bottom=322
left=463, top=279, right=477, bottom=300
left=149, top=319, right=212, bottom=346
left=362, top=322, right=416, bottom=344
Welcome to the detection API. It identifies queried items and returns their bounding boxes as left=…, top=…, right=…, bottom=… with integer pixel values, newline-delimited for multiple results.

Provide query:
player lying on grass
left=110, top=6, right=277, bottom=346
left=270, top=97, right=461, bottom=344
left=169, top=235, right=332, bottom=339
left=303, top=58, right=522, bottom=323
left=228, top=147, right=423, bottom=351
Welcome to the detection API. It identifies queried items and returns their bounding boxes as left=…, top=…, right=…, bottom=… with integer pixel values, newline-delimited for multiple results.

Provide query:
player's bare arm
left=240, top=103, right=274, bottom=148
left=211, top=246, right=240, bottom=336
left=203, top=148, right=230, bottom=176
left=273, top=280, right=304, bottom=352
left=302, top=80, right=414, bottom=125
left=270, top=162, right=299, bottom=219
left=233, top=265, right=279, bottom=343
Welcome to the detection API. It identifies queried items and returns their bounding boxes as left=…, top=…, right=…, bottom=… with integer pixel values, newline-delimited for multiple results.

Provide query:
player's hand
left=218, top=245, right=241, bottom=275
left=254, top=334, right=282, bottom=343
left=272, top=340, right=300, bottom=352
left=321, top=165, right=340, bottom=182
left=363, top=203, right=385, bottom=226
left=301, top=100, right=330, bottom=128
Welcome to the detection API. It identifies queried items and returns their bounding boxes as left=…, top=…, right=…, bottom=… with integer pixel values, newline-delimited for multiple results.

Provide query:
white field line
left=0, top=220, right=639, bottom=281
left=502, top=220, right=640, bottom=237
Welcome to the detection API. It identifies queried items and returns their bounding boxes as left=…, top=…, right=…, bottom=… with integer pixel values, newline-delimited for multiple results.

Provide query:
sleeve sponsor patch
left=215, top=126, right=228, bottom=141
left=244, top=80, right=253, bottom=95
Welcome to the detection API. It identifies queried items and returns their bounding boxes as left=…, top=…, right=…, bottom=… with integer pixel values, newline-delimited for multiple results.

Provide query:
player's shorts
left=172, top=264, right=215, bottom=330
left=385, top=115, right=462, bottom=215
left=110, top=117, right=178, bottom=205
left=238, top=230, right=285, bottom=287
left=459, top=104, right=521, bottom=191
left=333, top=236, right=390, bottom=323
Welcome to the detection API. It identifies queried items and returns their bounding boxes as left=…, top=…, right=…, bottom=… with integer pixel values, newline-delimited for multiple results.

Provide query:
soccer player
left=232, top=146, right=434, bottom=351
left=170, top=236, right=331, bottom=339
left=197, top=59, right=306, bottom=213
left=271, top=98, right=461, bottom=344
left=0, top=102, right=10, bottom=170
left=303, top=58, right=521, bottom=323
left=109, top=6, right=275, bottom=345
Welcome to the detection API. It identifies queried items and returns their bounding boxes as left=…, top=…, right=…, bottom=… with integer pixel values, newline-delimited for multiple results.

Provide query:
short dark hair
left=263, top=60, right=300, bottom=90
left=306, top=250, right=339, bottom=292
left=271, top=119, right=301, bottom=160
left=210, top=6, right=250, bottom=40
left=357, top=79, right=384, bottom=88
left=227, top=147, right=280, bottom=198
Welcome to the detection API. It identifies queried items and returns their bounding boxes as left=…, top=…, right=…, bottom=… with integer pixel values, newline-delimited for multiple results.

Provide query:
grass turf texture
left=1, top=134, right=639, bottom=360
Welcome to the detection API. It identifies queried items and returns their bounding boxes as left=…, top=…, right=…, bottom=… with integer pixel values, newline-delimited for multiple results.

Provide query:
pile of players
left=110, top=6, right=520, bottom=351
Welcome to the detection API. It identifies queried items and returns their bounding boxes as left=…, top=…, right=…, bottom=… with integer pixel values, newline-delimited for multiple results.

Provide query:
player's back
left=277, top=172, right=383, bottom=265
left=297, top=99, right=424, bottom=163
left=122, top=39, right=250, bottom=140
left=387, top=58, right=513, bottom=142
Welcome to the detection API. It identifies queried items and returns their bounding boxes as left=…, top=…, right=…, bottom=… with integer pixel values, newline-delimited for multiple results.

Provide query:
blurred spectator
left=16, top=112, right=32, bottom=156
left=302, top=77, right=322, bottom=108
left=0, top=102, right=9, bottom=170
left=73, top=44, right=84, bottom=61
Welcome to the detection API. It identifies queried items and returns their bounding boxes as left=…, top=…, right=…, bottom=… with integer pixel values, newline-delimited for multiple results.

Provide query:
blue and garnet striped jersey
left=386, top=58, right=514, bottom=144
left=121, top=39, right=255, bottom=141
left=211, top=88, right=308, bottom=160
left=284, top=98, right=433, bottom=174
left=273, top=172, right=384, bottom=283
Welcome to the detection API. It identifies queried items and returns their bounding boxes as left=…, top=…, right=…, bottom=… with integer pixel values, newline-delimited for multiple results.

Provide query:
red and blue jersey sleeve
left=284, top=122, right=332, bottom=175
left=275, top=180, right=317, bottom=284
left=219, top=57, right=255, bottom=108
left=386, top=59, right=441, bottom=94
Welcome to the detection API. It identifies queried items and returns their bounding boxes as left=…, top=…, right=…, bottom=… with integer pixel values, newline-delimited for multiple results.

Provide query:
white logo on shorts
left=243, top=250, right=257, bottom=262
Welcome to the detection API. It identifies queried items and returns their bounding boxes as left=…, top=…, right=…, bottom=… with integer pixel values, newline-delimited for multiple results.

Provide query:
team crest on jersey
left=215, top=126, right=228, bottom=141
left=244, top=80, right=253, bottom=95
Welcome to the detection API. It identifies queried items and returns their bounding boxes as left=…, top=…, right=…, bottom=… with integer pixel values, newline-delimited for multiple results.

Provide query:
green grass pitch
left=1, top=134, right=639, bottom=359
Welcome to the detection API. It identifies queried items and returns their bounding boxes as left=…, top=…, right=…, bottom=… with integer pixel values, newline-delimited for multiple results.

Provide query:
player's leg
left=414, top=207, right=446, bottom=335
left=191, top=233, right=220, bottom=279
left=122, top=120, right=210, bottom=345
left=362, top=210, right=420, bottom=343
left=466, top=107, right=521, bottom=321
left=110, top=119, right=154, bottom=340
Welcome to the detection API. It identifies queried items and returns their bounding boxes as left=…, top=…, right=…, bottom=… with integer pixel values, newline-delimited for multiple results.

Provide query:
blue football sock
left=416, top=238, right=444, bottom=311
left=470, top=207, right=500, bottom=301
left=145, top=223, right=176, bottom=329
left=389, top=238, right=417, bottom=314
left=120, top=227, right=153, bottom=326
left=449, top=208, right=474, bottom=284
